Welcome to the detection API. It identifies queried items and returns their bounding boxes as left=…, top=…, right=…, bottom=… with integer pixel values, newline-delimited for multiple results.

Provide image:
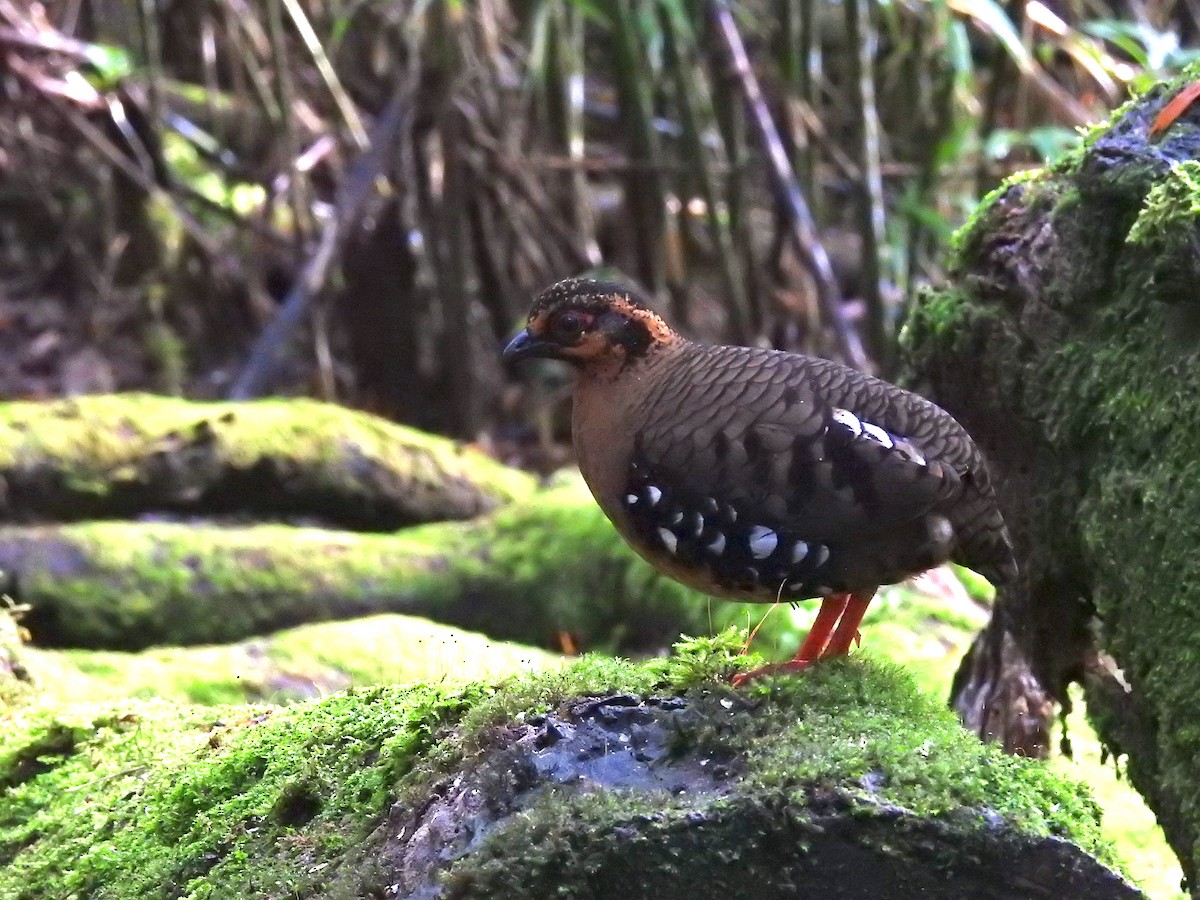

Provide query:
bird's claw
left=730, top=657, right=814, bottom=687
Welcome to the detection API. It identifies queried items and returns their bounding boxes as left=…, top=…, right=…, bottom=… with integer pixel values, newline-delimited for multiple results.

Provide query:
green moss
left=0, top=393, right=535, bottom=522
left=903, top=83, right=1200, bottom=891
left=447, top=653, right=1116, bottom=898
left=948, top=166, right=1044, bottom=266
left=20, top=615, right=560, bottom=706
left=742, top=659, right=1100, bottom=837
left=1125, top=161, right=1200, bottom=304
left=0, top=635, right=1116, bottom=899
left=1053, top=687, right=1188, bottom=899
left=0, top=607, right=33, bottom=709
left=9, top=479, right=815, bottom=655
left=0, top=684, right=482, bottom=898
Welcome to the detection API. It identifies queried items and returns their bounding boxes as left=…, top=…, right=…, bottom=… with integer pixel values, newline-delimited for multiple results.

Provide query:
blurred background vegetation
left=3, top=1, right=1199, bottom=895
left=4, top=0, right=1199, bottom=456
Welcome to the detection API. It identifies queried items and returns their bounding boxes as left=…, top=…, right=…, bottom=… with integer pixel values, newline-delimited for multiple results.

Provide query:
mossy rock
left=2, top=478, right=809, bottom=656
left=0, top=393, right=535, bottom=528
left=16, top=614, right=560, bottom=707
left=0, top=635, right=1138, bottom=899
left=901, top=70, right=1200, bottom=889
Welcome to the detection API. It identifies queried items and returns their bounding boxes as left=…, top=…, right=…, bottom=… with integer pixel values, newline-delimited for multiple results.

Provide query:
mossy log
left=902, top=76, right=1200, bottom=887
left=0, top=637, right=1139, bottom=899
left=4, top=612, right=559, bottom=708
left=0, top=394, right=535, bottom=528
left=1, top=480, right=801, bottom=656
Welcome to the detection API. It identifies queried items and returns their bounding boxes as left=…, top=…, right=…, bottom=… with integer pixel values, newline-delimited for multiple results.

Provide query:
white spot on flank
left=895, top=440, right=926, bottom=465
left=706, top=533, right=726, bottom=555
left=790, top=540, right=810, bottom=564
left=689, top=513, right=704, bottom=537
left=625, top=494, right=639, bottom=506
left=862, top=422, right=894, bottom=448
left=786, top=580, right=807, bottom=593
left=748, top=525, right=778, bottom=559
left=657, top=527, right=678, bottom=554
left=669, top=510, right=684, bottom=526
left=811, top=545, right=830, bottom=568
left=927, top=514, right=953, bottom=544
left=832, top=408, right=862, bottom=435
left=646, top=485, right=663, bottom=506
left=724, top=505, right=738, bottom=523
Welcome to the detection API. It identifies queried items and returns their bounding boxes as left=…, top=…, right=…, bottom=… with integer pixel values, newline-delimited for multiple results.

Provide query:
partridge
left=503, top=278, right=1017, bottom=683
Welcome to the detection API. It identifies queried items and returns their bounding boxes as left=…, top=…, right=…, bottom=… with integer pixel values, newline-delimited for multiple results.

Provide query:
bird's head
left=503, top=278, right=678, bottom=373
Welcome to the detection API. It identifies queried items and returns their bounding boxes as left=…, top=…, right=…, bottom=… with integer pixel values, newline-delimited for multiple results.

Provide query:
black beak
left=502, top=328, right=552, bottom=363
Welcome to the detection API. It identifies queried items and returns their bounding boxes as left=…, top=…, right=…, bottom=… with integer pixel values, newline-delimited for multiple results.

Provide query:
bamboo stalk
left=603, top=0, right=666, bottom=296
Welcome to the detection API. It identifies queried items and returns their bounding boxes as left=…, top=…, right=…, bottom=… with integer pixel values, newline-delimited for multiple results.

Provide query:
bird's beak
left=502, top=327, right=552, bottom=363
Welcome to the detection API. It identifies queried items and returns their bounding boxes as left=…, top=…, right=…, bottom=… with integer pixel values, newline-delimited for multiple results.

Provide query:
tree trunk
left=902, top=79, right=1200, bottom=889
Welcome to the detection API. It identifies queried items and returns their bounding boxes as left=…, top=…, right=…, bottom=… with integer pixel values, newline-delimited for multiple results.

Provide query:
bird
left=503, top=278, right=1017, bottom=684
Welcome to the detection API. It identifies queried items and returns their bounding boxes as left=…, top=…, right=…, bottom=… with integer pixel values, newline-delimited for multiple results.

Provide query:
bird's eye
left=551, top=311, right=587, bottom=340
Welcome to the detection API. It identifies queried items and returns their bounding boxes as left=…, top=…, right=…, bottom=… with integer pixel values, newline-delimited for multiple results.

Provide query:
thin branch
left=706, top=0, right=869, bottom=371
left=277, top=0, right=369, bottom=150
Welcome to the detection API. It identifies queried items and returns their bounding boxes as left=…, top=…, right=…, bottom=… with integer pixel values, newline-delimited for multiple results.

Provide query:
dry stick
left=0, top=24, right=98, bottom=60
left=464, top=114, right=595, bottom=270
left=706, top=0, right=869, bottom=372
left=266, top=0, right=310, bottom=248
left=228, top=86, right=411, bottom=400
left=278, top=0, right=369, bottom=151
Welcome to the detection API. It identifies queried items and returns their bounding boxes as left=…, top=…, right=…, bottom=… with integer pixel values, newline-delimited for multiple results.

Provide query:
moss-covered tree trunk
left=903, top=77, right=1200, bottom=889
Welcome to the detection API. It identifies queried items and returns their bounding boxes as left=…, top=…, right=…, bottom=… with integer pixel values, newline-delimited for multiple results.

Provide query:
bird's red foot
left=729, top=590, right=874, bottom=686
left=730, top=657, right=813, bottom=687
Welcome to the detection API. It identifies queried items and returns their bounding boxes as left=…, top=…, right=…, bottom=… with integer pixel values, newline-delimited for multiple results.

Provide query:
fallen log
left=0, top=393, right=535, bottom=529
left=4, top=611, right=559, bottom=707
left=0, top=480, right=784, bottom=655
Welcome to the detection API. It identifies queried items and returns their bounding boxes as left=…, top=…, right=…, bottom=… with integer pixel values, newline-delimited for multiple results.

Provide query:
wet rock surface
left=374, top=693, right=1143, bottom=900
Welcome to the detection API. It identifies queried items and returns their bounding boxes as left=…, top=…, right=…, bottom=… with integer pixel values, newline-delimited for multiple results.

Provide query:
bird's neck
left=571, top=339, right=686, bottom=509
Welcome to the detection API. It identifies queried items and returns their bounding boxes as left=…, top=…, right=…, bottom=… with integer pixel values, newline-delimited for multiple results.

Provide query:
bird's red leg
left=731, top=593, right=850, bottom=686
left=820, top=590, right=875, bottom=658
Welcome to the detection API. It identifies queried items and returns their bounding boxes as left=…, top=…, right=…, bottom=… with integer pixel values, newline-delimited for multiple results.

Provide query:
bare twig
left=278, top=0, right=369, bottom=150
left=6, top=55, right=219, bottom=257
left=706, top=0, right=869, bottom=371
